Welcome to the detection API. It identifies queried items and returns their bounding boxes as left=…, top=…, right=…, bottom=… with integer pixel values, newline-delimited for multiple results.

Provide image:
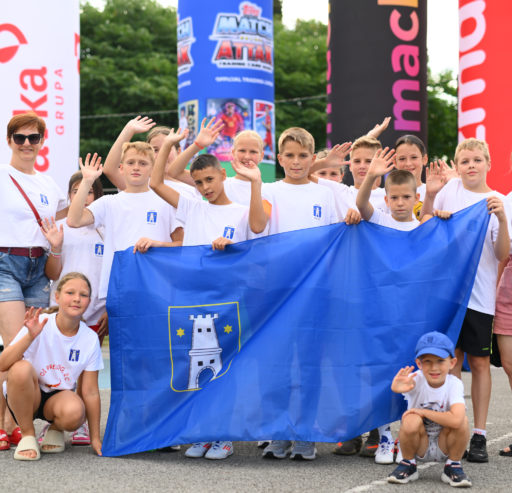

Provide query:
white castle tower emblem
left=188, top=314, right=223, bottom=390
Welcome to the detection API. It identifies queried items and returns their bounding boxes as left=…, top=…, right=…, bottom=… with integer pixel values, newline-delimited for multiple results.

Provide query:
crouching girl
left=0, top=272, right=103, bottom=460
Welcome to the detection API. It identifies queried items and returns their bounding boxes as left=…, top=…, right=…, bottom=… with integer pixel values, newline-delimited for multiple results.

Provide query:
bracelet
left=194, top=141, right=204, bottom=150
left=50, top=250, right=62, bottom=257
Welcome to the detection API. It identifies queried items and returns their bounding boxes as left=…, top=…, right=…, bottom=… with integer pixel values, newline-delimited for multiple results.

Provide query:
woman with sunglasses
left=0, top=112, right=66, bottom=451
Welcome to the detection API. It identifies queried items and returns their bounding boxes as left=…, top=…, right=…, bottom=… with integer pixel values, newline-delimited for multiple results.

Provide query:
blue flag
left=102, top=201, right=490, bottom=457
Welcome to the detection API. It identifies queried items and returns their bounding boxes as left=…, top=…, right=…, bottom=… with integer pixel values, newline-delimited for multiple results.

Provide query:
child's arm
left=231, top=159, right=268, bottom=234
left=97, top=312, right=108, bottom=341
left=487, top=196, right=510, bottom=261
left=309, top=142, right=352, bottom=175
left=366, top=116, right=391, bottom=139
left=81, top=370, right=102, bottom=456
left=390, top=365, right=417, bottom=393
left=356, top=147, right=395, bottom=220
left=132, top=228, right=184, bottom=253
left=0, top=308, right=47, bottom=372
left=420, top=161, right=447, bottom=218
left=67, top=154, right=102, bottom=228
left=103, top=116, right=156, bottom=190
left=41, top=217, right=64, bottom=281
left=403, top=403, right=466, bottom=430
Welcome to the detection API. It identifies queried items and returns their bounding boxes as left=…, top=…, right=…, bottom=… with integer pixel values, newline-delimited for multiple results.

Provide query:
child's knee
left=7, top=360, right=35, bottom=386
left=401, top=413, right=424, bottom=434
left=62, top=398, right=86, bottom=429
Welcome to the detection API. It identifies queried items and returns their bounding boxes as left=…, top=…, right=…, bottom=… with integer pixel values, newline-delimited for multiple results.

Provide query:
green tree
left=80, top=0, right=178, bottom=161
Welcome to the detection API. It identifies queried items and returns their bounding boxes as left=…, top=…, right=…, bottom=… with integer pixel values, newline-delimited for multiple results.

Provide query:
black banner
left=327, top=0, right=428, bottom=149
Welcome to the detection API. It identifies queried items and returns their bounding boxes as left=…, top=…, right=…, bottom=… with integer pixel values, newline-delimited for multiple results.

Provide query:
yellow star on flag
left=224, top=324, right=233, bottom=334
left=177, top=328, right=185, bottom=337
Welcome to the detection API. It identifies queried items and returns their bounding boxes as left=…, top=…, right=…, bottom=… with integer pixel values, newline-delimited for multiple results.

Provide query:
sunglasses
left=12, top=133, right=42, bottom=145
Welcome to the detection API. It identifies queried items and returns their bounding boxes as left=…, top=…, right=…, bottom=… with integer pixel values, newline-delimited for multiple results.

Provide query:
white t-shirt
left=87, top=190, right=182, bottom=298
left=223, top=177, right=270, bottom=207
left=0, top=164, right=66, bottom=247
left=369, top=209, right=420, bottom=231
left=318, top=178, right=387, bottom=221
left=50, top=221, right=105, bottom=326
left=4, top=312, right=103, bottom=394
left=434, top=178, right=509, bottom=315
left=262, top=181, right=338, bottom=235
left=164, top=179, right=202, bottom=200
left=177, top=194, right=250, bottom=246
left=404, top=371, right=465, bottom=437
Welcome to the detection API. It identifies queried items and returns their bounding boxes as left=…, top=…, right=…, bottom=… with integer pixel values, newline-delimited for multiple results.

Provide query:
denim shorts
left=0, top=251, right=50, bottom=307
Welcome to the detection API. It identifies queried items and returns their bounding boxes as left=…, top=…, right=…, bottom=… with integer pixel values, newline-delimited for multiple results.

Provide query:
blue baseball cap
left=415, top=331, right=455, bottom=359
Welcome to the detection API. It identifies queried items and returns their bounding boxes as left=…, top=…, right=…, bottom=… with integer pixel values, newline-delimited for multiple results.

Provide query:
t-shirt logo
left=40, top=193, right=49, bottom=205
left=69, top=349, right=80, bottom=362
left=223, top=226, right=235, bottom=240
left=94, top=243, right=104, bottom=256
left=147, top=211, right=157, bottom=224
left=313, top=205, right=322, bottom=219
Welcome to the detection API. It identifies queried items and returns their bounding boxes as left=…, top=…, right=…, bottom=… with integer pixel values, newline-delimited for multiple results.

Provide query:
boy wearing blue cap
left=387, top=332, right=471, bottom=488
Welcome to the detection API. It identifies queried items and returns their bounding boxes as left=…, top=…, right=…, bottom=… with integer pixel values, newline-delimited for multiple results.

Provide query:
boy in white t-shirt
left=420, top=138, right=510, bottom=463
left=67, top=145, right=183, bottom=300
left=312, top=136, right=388, bottom=222
left=388, top=332, right=471, bottom=488
left=149, top=119, right=266, bottom=460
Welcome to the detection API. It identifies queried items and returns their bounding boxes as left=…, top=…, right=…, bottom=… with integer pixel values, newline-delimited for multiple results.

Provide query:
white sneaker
left=395, top=440, right=403, bottom=463
left=375, top=435, right=394, bottom=464
left=204, top=441, right=233, bottom=460
left=185, top=442, right=211, bottom=458
left=71, top=422, right=90, bottom=446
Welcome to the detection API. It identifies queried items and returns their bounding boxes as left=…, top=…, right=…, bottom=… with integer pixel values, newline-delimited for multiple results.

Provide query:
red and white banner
left=0, top=1, right=80, bottom=191
left=458, top=0, right=512, bottom=194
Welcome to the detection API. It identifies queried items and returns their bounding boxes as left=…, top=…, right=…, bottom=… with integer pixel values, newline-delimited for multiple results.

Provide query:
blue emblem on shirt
left=40, top=194, right=49, bottom=205
left=147, top=211, right=157, bottom=224
left=69, top=349, right=80, bottom=362
left=94, top=243, right=104, bottom=256
left=313, top=205, right=322, bottom=219
left=223, top=226, right=235, bottom=240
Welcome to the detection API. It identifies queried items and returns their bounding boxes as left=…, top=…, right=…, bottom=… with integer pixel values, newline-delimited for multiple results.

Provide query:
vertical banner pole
left=0, top=0, right=80, bottom=191
left=177, top=0, right=275, bottom=182
left=327, top=0, right=427, bottom=152
left=458, top=0, right=512, bottom=193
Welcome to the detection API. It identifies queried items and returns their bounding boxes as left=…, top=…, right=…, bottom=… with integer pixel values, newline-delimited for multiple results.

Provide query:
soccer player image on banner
left=206, top=98, right=251, bottom=161
left=254, top=100, right=275, bottom=162
left=179, top=100, right=198, bottom=150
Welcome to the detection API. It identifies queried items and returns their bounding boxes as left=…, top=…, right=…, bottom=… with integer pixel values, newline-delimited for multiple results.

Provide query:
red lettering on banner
left=74, top=33, right=80, bottom=73
left=54, top=69, right=65, bottom=136
left=177, top=45, right=191, bottom=66
left=216, top=40, right=233, bottom=59
left=20, top=67, right=47, bottom=91
left=56, top=126, right=64, bottom=135
left=381, top=3, right=422, bottom=132
left=458, top=0, right=487, bottom=141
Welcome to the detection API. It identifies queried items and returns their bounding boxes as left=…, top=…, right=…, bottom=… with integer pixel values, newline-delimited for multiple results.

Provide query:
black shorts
left=456, top=308, right=494, bottom=357
left=6, top=388, right=62, bottom=425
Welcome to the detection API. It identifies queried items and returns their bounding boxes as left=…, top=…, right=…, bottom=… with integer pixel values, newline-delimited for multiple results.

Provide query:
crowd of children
left=1, top=110, right=512, bottom=489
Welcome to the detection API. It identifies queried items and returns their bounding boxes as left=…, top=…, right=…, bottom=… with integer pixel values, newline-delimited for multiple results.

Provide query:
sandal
left=41, top=429, right=65, bottom=453
left=0, top=429, right=10, bottom=451
left=499, top=444, right=512, bottom=457
left=14, top=436, right=40, bottom=461
left=8, top=427, right=22, bottom=446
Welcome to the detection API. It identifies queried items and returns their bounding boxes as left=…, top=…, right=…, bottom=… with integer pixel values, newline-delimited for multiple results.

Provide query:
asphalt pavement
left=1, top=367, right=511, bottom=493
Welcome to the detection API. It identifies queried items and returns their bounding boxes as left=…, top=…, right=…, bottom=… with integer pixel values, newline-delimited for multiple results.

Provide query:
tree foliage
left=80, top=1, right=458, bottom=173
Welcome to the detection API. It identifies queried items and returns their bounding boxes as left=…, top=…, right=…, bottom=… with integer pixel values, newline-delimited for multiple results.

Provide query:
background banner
left=0, top=0, right=80, bottom=191
left=327, top=0, right=427, bottom=154
left=177, top=0, right=275, bottom=181
left=458, top=0, right=512, bottom=194
left=102, top=200, right=489, bottom=457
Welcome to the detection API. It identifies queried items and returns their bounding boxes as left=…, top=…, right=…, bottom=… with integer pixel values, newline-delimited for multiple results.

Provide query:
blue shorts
left=0, top=251, right=50, bottom=307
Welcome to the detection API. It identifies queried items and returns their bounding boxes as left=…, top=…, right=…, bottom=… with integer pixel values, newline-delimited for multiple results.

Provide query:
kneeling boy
left=388, top=332, right=471, bottom=488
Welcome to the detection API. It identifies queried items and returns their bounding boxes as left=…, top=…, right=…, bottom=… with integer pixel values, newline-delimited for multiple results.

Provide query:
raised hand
left=367, top=116, right=391, bottom=139
left=324, top=142, right=352, bottom=166
left=124, top=115, right=156, bottom=135
left=194, top=117, right=225, bottom=149
left=164, top=127, right=189, bottom=146
left=391, top=365, right=417, bottom=393
left=231, top=158, right=262, bottom=182
left=40, top=217, right=63, bottom=251
left=368, top=147, right=395, bottom=177
left=425, top=160, right=447, bottom=196
left=79, top=153, right=103, bottom=183
left=24, top=307, right=48, bottom=340
left=487, top=196, right=507, bottom=222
